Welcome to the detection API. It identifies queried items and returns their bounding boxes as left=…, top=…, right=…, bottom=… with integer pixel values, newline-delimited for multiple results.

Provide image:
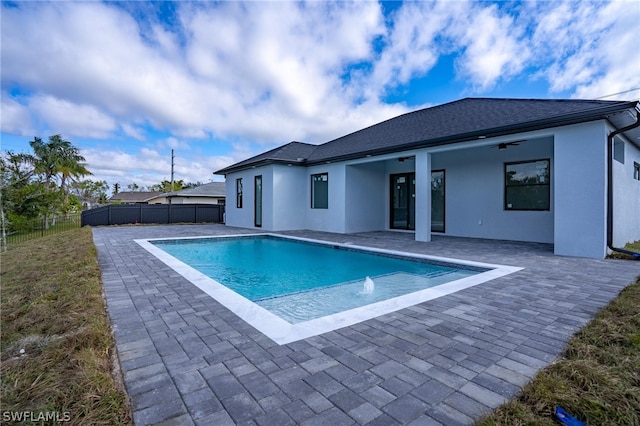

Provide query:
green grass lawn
left=0, top=227, right=131, bottom=425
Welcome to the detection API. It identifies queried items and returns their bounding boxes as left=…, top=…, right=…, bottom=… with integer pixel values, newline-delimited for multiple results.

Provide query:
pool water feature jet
left=362, top=276, right=375, bottom=294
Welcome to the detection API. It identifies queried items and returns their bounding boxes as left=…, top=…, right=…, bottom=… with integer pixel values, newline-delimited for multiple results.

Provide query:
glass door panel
left=431, top=170, right=445, bottom=232
left=254, top=175, right=262, bottom=227
left=390, top=173, right=415, bottom=230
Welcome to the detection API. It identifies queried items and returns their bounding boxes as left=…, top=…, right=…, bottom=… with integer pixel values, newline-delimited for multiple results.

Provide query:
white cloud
left=369, top=2, right=445, bottom=92
left=82, top=144, right=238, bottom=190
left=525, top=0, right=640, bottom=99
left=1, top=1, right=399, bottom=147
left=2, top=0, right=638, bottom=191
left=450, top=3, right=530, bottom=91
left=0, top=95, right=34, bottom=136
left=30, top=95, right=117, bottom=138
left=368, top=1, right=531, bottom=95
left=121, top=124, right=146, bottom=141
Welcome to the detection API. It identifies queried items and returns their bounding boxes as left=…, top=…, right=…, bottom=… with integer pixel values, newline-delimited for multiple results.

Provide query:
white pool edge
left=135, top=233, right=523, bottom=345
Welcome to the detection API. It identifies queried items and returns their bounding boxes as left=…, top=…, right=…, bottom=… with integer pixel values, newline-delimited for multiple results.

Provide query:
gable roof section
left=160, top=181, right=226, bottom=198
left=216, top=98, right=638, bottom=174
left=108, top=191, right=161, bottom=203
left=219, top=141, right=318, bottom=173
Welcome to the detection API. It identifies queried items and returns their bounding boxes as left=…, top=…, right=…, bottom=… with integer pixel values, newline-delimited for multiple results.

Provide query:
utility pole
left=168, top=149, right=175, bottom=220
left=170, top=149, right=175, bottom=191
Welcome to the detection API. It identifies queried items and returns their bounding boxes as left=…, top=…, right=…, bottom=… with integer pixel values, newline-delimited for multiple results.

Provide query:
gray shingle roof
left=161, top=181, right=226, bottom=198
left=216, top=97, right=638, bottom=174
left=109, top=191, right=161, bottom=203
left=217, top=141, right=317, bottom=173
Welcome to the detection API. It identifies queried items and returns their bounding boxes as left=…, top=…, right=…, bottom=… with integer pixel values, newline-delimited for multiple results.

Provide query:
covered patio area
left=93, top=224, right=638, bottom=425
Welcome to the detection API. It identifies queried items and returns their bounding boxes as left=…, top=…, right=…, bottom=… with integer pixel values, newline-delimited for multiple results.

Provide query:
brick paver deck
left=92, top=224, right=639, bottom=425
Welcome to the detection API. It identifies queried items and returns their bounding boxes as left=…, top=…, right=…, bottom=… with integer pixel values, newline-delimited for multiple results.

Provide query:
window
left=254, top=175, right=262, bottom=227
left=236, top=178, right=243, bottom=208
left=505, top=159, right=550, bottom=211
left=634, top=162, right=640, bottom=181
left=614, top=137, right=625, bottom=164
left=311, top=173, right=328, bottom=209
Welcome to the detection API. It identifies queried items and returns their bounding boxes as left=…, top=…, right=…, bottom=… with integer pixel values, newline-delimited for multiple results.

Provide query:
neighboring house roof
left=158, top=181, right=226, bottom=198
left=108, top=191, right=161, bottom=203
left=216, top=97, right=639, bottom=175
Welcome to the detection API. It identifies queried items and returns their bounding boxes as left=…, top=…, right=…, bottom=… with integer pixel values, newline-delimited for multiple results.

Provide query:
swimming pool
left=137, top=234, right=522, bottom=344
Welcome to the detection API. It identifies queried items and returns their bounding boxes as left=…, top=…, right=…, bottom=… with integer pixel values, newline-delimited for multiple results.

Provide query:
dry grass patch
left=478, top=276, right=640, bottom=425
left=1, top=227, right=131, bottom=425
left=608, top=240, right=640, bottom=260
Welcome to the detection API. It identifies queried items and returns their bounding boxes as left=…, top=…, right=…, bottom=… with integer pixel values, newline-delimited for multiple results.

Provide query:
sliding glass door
left=390, top=171, right=445, bottom=232
left=390, top=173, right=415, bottom=230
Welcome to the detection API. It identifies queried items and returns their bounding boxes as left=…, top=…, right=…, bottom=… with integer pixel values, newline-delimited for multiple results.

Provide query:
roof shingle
left=216, top=97, right=637, bottom=174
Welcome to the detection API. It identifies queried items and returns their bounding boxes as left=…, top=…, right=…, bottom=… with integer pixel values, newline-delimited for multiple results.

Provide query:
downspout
left=607, top=108, right=640, bottom=259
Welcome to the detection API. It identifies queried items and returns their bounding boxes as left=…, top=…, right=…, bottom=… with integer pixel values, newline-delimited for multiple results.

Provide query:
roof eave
left=305, top=101, right=640, bottom=165
left=214, top=158, right=308, bottom=175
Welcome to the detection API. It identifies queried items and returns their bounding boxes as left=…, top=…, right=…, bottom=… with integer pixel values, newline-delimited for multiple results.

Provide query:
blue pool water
left=152, top=236, right=483, bottom=323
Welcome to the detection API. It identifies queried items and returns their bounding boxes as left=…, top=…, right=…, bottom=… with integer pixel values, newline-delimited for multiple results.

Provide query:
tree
left=70, top=179, right=109, bottom=209
left=148, top=179, right=185, bottom=192
left=1, top=151, right=61, bottom=246
left=2, top=135, right=91, bottom=235
left=28, top=135, right=91, bottom=218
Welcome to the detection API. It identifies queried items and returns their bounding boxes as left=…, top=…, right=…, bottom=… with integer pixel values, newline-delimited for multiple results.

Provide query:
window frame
left=311, top=173, right=329, bottom=209
left=634, top=162, right=640, bottom=181
left=504, top=159, right=551, bottom=211
left=236, top=178, right=243, bottom=208
left=254, top=175, right=262, bottom=227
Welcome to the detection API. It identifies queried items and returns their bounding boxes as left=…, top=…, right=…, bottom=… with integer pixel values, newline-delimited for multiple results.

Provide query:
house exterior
left=215, top=98, right=640, bottom=259
left=108, top=191, right=162, bottom=204
left=147, top=182, right=226, bottom=205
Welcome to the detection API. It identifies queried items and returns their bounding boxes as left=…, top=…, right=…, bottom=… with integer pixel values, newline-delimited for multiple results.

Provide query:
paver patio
left=92, top=224, right=639, bottom=425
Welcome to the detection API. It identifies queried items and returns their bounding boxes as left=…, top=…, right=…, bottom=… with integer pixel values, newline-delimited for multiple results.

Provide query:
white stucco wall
left=554, top=121, right=607, bottom=258
left=430, top=138, right=554, bottom=243
left=305, top=163, right=346, bottom=233
left=611, top=134, right=640, bottom=248
left=271, top=165, right=307, bottom=231
left=345, top=162, right=386, bottom=233
left=224, top=167, right=273, bottom=230
left=222, top=119, right=622, bottom=259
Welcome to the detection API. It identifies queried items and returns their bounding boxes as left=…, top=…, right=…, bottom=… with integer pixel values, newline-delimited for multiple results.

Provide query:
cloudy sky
left=2, top=0, right=639, bottom=193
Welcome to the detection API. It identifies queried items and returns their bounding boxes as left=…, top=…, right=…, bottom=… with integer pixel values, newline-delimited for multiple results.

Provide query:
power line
left=595, top=87, right=640, bottom=100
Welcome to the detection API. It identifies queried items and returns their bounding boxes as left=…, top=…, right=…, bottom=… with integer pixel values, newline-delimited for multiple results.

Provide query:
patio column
left=415, top=151, right=432, bottom=242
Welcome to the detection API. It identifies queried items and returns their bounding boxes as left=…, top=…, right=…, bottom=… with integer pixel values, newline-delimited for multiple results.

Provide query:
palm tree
left=28, top=135, right=91, bottom=222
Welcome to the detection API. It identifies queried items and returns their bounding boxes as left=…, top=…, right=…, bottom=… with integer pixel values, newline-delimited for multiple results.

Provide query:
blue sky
left=2, top=1, right=639, bottom=192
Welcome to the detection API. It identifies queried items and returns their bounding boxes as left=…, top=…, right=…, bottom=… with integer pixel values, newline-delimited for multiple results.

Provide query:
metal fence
left=3, top=213, right=82, bottom=248
left=81, top=204, right=225, bottom=227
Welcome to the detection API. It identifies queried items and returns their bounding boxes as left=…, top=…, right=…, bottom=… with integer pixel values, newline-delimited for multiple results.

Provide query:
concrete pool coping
left=136, top=233, right=523, bottom=345
left=93, top=224, right=640, bottom=425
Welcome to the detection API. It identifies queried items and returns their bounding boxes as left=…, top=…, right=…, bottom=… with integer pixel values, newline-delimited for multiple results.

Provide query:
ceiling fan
left=494, top=140, right=525, bottom=150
